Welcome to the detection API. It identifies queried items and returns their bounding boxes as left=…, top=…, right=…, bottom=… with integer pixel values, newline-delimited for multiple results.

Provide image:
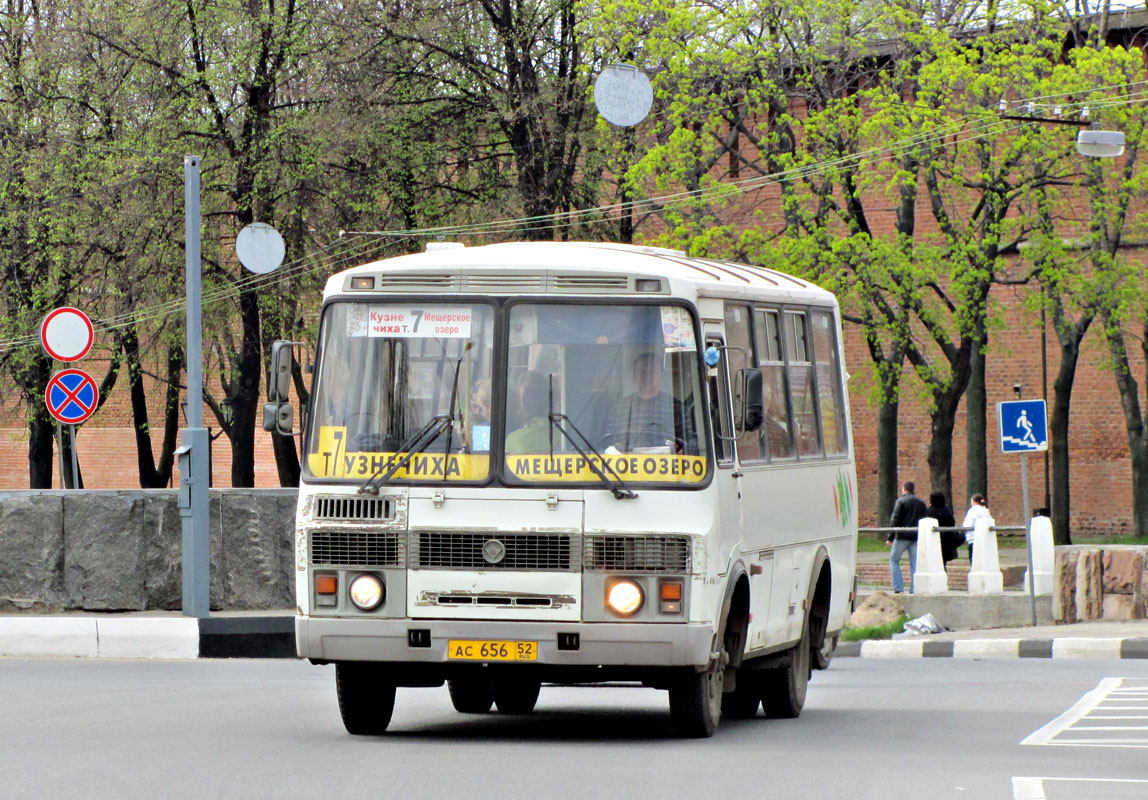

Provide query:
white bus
left=266, top=240, right=857, bottom=738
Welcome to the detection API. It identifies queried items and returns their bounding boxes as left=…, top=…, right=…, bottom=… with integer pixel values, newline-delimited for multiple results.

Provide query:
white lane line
left=1022, top=678, right=1123, bottom=746
left=1014, top=777, right=1148, bottom=799
left=1012, top=777, right=1045, bottom=799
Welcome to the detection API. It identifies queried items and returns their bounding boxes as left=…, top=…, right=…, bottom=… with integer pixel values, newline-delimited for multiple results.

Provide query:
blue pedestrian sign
left=997, top=399, right=1048, bottom=453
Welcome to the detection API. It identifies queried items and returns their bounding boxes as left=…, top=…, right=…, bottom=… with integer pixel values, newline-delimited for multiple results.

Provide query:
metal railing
left=859, top=525, right=1026, bottom=537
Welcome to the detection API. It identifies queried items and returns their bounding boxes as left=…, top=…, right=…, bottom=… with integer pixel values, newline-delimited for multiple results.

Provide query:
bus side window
left=785, top=310, right=823, bottom=458
left=722, top=303, right=762, bottom=463
left=812, top=310, right=849, bottom=456
left=755, top=308, right=794, bottom=460
left=706, top=336, right=733, bottom=465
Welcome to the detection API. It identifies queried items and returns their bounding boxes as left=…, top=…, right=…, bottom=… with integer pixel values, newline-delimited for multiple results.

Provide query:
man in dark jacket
left=887, top=481, right=928, bottom=593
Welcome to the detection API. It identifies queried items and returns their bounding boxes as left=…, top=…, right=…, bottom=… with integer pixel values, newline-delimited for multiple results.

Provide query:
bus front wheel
left=335, top=662, right=396, bottom=735
left=668, top=644, right=725, bottom=737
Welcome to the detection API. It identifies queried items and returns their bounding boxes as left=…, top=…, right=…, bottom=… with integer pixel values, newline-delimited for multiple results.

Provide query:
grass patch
left=840, top=615, right=911, bottom=642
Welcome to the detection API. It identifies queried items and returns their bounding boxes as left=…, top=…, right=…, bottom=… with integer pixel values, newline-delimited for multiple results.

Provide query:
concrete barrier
left=1024, top=516, right=1055, bottom=595
left=967, top=516, right=1004, bottom=594
left=912, top=517, right=949, bottom=594
left=0, top=489, right=297, bottom=612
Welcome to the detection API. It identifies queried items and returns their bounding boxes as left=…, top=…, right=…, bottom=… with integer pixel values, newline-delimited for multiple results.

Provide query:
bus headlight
left=348, top=574, right=385, bottom=611
left=606, top=579, right=644, bottom=617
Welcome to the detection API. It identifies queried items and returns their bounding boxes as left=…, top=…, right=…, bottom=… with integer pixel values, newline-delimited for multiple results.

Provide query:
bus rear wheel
left=760, top=615, right=810, bottom=719
left=668, top=645, right=725, bottom=737
left=448, top=677, right=494, bottom=713
left=493, top=678, right=541, bottom=714
left=335, top=662, right=396, bottom=735
left=720, top=671, right=761, bottom=719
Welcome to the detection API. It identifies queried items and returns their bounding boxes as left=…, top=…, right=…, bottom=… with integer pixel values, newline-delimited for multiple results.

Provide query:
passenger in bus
left=605, top=352, right=695, bottom=454
left=467, top=379, right=492, bottom=452
left=505, top=370, right=553, bottom=454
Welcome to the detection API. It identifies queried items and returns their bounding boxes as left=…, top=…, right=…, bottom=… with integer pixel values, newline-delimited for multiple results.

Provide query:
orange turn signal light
left=660, top=581, right=682, bottom=601
left=316, top=575, right=338, bottom=595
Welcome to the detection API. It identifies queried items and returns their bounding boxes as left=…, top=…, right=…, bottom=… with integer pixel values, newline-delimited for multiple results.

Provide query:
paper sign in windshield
left=350, top=306, right=472, bottom=339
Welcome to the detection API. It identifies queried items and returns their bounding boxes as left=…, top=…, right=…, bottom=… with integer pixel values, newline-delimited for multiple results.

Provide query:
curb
left=834, top=637, right=1148, bottom=659
left=0, top=616, right=295, bottom=660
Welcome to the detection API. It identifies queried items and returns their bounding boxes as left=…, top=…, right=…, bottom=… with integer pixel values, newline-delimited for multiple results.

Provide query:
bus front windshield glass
left=503, top=303, right=709, bottom=486
left=306, top=302, right=495, bottom=482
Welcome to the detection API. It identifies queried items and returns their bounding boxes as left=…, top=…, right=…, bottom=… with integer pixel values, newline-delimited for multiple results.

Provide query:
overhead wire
left=0, top=83, right=1145, bottom=356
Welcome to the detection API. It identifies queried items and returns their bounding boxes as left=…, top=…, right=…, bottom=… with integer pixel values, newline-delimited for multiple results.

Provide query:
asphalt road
left=2, top=657, right=1147, bottom=799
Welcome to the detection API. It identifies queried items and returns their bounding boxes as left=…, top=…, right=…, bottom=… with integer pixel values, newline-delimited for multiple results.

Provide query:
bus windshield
left=503, top=303, right=709, bottom=487
left=306, top=302, right=495, bottom=482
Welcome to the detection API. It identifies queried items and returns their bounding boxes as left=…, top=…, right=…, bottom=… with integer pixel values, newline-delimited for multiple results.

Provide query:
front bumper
left=297, top=616, right=713, bottom=668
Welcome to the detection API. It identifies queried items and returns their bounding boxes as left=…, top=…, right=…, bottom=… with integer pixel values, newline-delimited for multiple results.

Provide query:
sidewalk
left=0, top=610, right=295, bottom=660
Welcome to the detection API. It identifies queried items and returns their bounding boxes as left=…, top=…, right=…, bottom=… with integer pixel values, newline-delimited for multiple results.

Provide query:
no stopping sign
left=46, top=369, right=99, bottom=425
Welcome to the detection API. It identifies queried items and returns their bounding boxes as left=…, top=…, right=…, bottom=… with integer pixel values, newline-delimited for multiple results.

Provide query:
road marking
left=1022, top=678, right=1148, bottom=748
left=1013, top=777, right=1148, bottom=799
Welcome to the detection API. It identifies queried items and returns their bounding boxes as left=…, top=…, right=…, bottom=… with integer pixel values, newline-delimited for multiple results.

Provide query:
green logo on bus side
left=834, top=470, right=854, bottom=529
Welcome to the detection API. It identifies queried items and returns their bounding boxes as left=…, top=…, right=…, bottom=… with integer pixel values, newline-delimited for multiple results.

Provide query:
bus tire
left=335, top=662, right=396, bottom=735
left=814, top=634, right=838, bottom=671
left=448, top=677, right=494, bottom=713
left=668, top=644, right=725, bottom=737
left=493, top=678, right=541, bottom=715
left=720, top=671, right=761, bottom=719
left=760, top=613, right=810, bottom=719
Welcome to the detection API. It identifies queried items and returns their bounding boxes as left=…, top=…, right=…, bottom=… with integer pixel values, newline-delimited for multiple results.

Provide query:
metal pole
left=69, top=425, right=79, bottom=489
left=55, top=422, right=67, bottom=489
left=180, top=155, right=210, bottom=618
left=1020, top=451, right=1037, bottom=626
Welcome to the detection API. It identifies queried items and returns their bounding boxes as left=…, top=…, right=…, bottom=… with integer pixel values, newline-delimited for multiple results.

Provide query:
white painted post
left=912, top=517, right=949, bottom=594
left=966, top=516, right=1004, bottom=594
left=1024, top=516, right=1055, bottom=595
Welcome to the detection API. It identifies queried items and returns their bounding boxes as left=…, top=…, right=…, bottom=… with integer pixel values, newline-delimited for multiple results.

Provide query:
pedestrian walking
left=927, top=491, right=959, bottom=570
left=887, top=480, right=928, bottom=593
left=962, top=493, right=990, bottom=564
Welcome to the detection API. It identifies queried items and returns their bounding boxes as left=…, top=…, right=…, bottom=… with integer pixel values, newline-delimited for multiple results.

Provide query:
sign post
left=180, top=155, right=210, bottom=619
left=40, top=307, right=96, bottom=489
left=996, top=398, right=1048, bottom=626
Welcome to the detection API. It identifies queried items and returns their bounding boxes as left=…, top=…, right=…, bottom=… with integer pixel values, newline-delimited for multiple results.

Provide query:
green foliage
left=841, top=615, right=911, bottom=642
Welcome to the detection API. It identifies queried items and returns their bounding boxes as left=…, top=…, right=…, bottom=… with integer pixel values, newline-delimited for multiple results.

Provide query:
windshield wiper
left=546, top=376, right=636, bottom=500
left=357, top=414, right=449, bottom=495
left=358, top=343, right=471, bottom=495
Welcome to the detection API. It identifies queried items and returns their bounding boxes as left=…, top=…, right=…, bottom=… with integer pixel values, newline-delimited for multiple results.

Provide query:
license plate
left=447, top=640, right=537, bottom=662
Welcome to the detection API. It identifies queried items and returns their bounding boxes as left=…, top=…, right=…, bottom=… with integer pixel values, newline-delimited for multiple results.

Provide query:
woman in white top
left=961, top=493, right=990, bottom=562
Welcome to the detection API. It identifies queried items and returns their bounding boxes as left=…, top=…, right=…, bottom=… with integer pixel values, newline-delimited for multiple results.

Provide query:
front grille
left=313, top=495, right=393, bottom=522
left=311, top=530, right=403, bottom=567
left=412, top=531, right=576, bottom=570
left=584, top=535, right=691, bottom=573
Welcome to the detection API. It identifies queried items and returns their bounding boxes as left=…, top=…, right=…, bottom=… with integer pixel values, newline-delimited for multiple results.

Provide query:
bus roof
left=329, top=241, right=836, bottom=305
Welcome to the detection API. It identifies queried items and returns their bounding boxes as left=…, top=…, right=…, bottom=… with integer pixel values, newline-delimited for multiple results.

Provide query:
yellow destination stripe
left=506, top=453, right=706, bottom=483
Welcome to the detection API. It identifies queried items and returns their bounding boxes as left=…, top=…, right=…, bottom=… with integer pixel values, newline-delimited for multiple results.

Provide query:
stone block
left=1053, top=548, right=1079, bottom=623
left=277, top=492, right=299, bottom=608
left=217, top=491, right=285, bottom=610
left=1102, top=594, right=1145, bottom=620
left=0, top=492, right=65, bottom=609
left=1075, top=548, right=1103, bottom=621
left=142, top=491, right=182, bottom=610
left=63, top=491, right=148, bottom=610
left=1102, top=549, right=1145, bottom=595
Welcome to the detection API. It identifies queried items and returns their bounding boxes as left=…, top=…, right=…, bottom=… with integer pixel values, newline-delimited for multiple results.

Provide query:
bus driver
left=605, top=352, right=695, bottom=454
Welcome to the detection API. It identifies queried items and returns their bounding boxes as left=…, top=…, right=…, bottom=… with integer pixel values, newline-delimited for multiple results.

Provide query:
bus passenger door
left=721, top=303, right=774, bottom=651
left=704, top=332, right=742, bottom=584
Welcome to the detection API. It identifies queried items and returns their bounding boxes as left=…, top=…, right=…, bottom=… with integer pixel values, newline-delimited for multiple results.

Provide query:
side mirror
left=263, top=402, right=294, bottom=435
left=734, top=368, right=764, bottom=433
left=268, top=341, right=294, bottom=402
